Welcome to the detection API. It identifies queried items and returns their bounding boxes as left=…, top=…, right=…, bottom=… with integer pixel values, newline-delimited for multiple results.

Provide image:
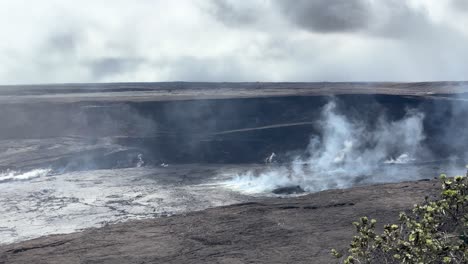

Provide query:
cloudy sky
left=0, top=0, right=467, bottom=84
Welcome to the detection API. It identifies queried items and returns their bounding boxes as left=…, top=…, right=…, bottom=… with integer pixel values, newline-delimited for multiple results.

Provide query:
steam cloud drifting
left=226, top=99, right=426, bottom=194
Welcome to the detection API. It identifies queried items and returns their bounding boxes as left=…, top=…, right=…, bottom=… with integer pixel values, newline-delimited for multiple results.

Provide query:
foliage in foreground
left=332, top=173, right=468, bottom=264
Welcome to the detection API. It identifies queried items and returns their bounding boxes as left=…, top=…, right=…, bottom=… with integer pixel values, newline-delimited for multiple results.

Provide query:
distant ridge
left=1, top=82, right=467, bottom=104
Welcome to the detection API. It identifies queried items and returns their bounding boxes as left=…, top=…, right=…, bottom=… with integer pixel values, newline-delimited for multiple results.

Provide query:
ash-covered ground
left=1, top=82, right=468, bottom=246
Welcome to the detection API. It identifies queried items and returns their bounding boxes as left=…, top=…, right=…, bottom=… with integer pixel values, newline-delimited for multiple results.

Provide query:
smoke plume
left=226, top=99, right=427, bottom=193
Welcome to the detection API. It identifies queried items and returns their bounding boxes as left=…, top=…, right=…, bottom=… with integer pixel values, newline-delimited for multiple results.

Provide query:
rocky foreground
left=0, top=179, right=439, bottom=264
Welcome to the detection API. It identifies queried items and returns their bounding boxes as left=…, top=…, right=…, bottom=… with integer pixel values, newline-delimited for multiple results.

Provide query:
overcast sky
left=0, top=0, right=467, bottom=84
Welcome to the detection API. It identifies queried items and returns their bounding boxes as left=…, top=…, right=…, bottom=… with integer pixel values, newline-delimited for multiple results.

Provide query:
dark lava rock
left=0, top=179, right=440, bottom=264
left=272, top=185, right=305, bottom=195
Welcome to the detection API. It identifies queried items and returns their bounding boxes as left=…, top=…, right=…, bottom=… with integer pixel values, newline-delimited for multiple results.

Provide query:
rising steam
left=225, top=99, right=426, bottom=194
left=0, top=168, right=51, bottom=183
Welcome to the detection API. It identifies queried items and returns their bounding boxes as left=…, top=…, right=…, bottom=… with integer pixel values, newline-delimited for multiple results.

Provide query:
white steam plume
left=225, top=100, right=426, bottom=194
left=0, top=168, right=51, bottom=183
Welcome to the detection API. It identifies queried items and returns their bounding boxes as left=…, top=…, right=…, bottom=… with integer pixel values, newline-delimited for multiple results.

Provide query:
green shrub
left=332, top=173, right=468, bottom=264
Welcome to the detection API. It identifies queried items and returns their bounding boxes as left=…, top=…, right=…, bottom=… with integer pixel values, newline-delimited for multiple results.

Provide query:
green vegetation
left=332, top=173, right=468, bottom=264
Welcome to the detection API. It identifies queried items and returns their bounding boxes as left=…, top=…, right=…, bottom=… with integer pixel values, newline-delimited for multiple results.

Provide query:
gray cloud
left=88, top=57, right=145, bottom=80
left=272, top=0, right=435, bottom=39
left=368, top=1, right=435, bottom=39
left=165, top=56, right=249, bottom=82
left=275, top=0, right=371, bottom=33
left=207, top=0, right=259, bottom=27
left=0, top=0, right=467, bottom=83
left=47, top=32, right=79, bottom=53
left=452, top=0, right=468, bottom=11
